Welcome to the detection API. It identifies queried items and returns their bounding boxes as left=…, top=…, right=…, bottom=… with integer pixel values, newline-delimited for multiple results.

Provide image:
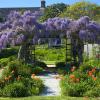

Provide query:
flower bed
left=0, top=60, right=44, bottom=97
left=60, top=65, right=100, bottom=97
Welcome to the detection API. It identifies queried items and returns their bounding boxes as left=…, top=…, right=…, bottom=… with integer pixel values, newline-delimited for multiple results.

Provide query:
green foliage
left=0, top=58, right=9, bottom=68
left=0, top=48, right=18, bottom=59
left=35, top=47, right=66, bottom=62
left=39, top=3, right=67, bottom=22
left=60, top=1, right=100, bottom=21
left=85, top=59, right=100, bottom=69
left=32, top=66, right=44, bottom=74
left=84, top=86, right=100, bottom=97
left=56, top=62, right=65, bottom=68
left=62, top=82, right=88, bottom=97
left=60, top=65, right=100, bottom=97
left=30, top=78, right=44, bottom=95
left=79, top=63, right=93, bottom=72
left=2, top=82, right=30, bottom=97
left=34, top=61, right=47, bottom=68
left=1, top=60, right=31, bottom=81
left=20, top=77, right=44, bottom=95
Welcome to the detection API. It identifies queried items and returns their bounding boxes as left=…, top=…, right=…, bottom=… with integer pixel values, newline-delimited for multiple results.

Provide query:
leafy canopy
left=39, top=3, right=67, bottom=22
left=60, top=1, right=100, bottom=22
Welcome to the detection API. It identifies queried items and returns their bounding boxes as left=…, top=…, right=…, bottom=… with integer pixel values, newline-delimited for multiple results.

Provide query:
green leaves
left=60, top=1, right=100, bottom=21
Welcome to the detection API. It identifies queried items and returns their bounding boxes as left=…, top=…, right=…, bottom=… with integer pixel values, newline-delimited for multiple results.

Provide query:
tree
left=39, top=3, right=67, bottom=22
left=60, top=1, right=100, bottom=21
left=0, top=11, right=44, bottom=63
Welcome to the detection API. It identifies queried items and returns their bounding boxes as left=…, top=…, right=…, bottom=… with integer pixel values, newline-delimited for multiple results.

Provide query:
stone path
left=38, top=72, right=61, bottom=96
left=47, top=65, right=56, bottom=67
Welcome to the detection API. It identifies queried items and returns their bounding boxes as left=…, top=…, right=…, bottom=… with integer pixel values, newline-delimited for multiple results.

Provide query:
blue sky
left=0, top=0, right=99, bottom=8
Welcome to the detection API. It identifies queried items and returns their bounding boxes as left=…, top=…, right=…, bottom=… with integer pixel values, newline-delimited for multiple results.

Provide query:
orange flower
left=91, top=68, right=96, bottom=73
left=69, top=74, right=75, bottom=79
left=32, top=74, right=35, bottom=77
left=71, top=66, right=76, bottom=72
left=31, top=74, right=35, bottom=79
left=76, top=78, right=80, bottom=82
left=92, top=75, right=97, bottom=81
left=88, top=71, right=92, bottom=76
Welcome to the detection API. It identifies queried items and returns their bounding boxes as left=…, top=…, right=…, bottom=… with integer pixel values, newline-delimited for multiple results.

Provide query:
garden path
left=38, top=72, right=61, bottom=96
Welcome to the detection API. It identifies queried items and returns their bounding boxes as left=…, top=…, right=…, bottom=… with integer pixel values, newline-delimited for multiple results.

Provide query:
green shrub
left=67, top=82, right=89, bottom=97
left=0, top=48, right=18, bottom=59
left=1, top=61, right=19, bottom=79
left=20, top=77, right=44, bottom=95
left=32, top=66, right=44, bottom=74
left=2, top=82, right=30, bottom=97
left=30, top=78, right=44, bottom=95
left=1, top=60, right=31, bottom=81
left=84, top=86, right=100, bottom=97
left=7, top=61, right=19, bottom=72
left=34, top=61, right=47, bottom=68
left=79, top=64, right=93, bottom=73
left=17, top=64, right=31, bottom=77
left=0, top=58, right=9, bottom=68
left=60, top=67, right=100, bottom=97
left=56, top=62, right=65, bottom=68
left=57, top=68, right=67, bottom=75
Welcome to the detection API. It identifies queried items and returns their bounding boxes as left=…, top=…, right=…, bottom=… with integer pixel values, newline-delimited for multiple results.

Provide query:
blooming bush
left=60, top=65, right=100, bottom=97
left=0, top=61, right=44, bottom=97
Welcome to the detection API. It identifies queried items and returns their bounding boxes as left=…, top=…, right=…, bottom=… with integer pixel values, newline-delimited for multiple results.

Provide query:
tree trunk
left=18, top=43, right=32, bottom=63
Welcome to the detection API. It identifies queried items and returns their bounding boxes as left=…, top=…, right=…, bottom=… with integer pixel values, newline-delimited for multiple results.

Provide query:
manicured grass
left=44, top=61, right=57, bottom=65
left=0, top=96, right=98, bottom=100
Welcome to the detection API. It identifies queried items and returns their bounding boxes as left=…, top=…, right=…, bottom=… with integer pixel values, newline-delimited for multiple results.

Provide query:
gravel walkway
left=38, top=73, right=61, bottom=96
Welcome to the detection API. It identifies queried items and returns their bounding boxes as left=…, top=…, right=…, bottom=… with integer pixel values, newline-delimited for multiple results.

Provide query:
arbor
left=39, top=3, right=67, bottom=22
left=0, top=10, right=100, bottom=64
left=0, top=11, right=43, bottom=63
left=68, top=16, right=100, bottom=63
left=43, top=16, right=100, bottom=64
left=60, top=2, right=100, bottom=21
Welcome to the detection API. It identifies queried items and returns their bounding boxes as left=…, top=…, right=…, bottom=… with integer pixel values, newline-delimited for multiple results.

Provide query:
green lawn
left=0, top=96, right=99, bottom=100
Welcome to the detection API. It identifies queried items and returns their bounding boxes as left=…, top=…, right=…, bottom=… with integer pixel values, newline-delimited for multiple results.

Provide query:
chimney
left=41, top=0, right=46, bottom=8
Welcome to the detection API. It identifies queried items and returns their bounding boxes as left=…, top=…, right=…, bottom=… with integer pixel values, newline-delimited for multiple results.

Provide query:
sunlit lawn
left=0, top=96, right=99, bottom=100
